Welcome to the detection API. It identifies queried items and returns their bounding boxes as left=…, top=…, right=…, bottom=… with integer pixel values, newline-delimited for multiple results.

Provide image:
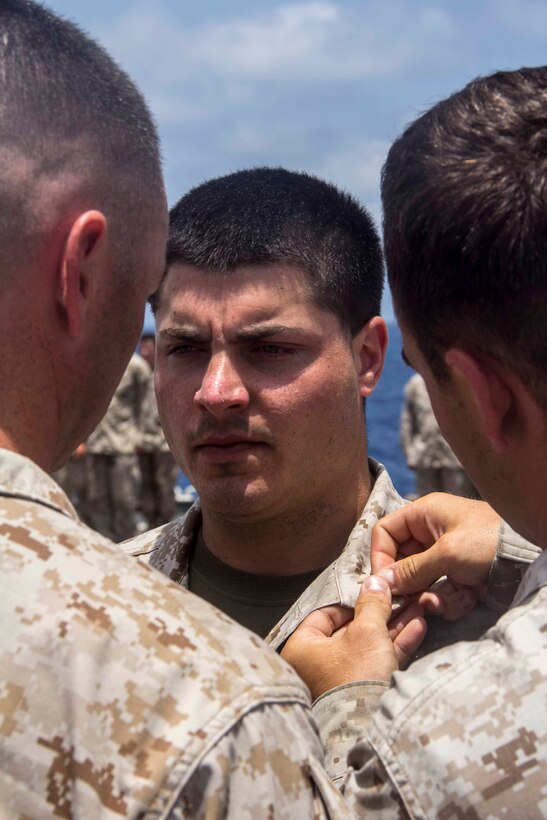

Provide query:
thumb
left=377, top=539, right=451, bottom=595
left=354, top=575, right=393, bottom=627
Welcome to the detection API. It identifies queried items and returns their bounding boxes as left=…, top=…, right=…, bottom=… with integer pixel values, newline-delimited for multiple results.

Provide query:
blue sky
left=47, top=0, right=547, bottom=323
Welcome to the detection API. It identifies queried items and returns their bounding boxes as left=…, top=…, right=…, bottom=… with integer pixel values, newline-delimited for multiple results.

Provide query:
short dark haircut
left=0, top=0, right=163, bottom=270
left=159, top=167, right=383, bottom=336
left=382, top=66, right=547, bottom=407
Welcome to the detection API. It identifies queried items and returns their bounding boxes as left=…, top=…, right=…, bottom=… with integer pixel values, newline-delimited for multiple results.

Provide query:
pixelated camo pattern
left=0, top=450, right=352, bottom=818
left=344, top=559, right=547, bottom=817
left=123, top=460, right=503, bottom=657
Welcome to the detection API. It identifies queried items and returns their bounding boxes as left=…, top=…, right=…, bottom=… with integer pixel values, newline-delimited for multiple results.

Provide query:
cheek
left=267, top=368, right=358, bottom=431
left=155, top=365, right=195, bottom=409
left=155, top=377, right=190, bottom=441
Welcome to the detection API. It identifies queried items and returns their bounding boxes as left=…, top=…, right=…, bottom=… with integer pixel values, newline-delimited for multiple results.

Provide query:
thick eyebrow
left=158, top=323, right=310, bottom=344
left=232, top=324, right=309, bottom=343
left=159, top=326, right=207, bottom=343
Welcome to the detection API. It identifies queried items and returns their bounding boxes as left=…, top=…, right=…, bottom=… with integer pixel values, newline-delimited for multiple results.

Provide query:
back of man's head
left=0, top=0, right=163, bottom=276
left=382, top=66, right=547, bottom=409
left=163, top=167, right=384, bottom=336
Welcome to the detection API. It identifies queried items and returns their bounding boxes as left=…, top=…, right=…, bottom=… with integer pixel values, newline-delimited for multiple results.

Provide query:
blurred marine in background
left=138, top=332, right=178, bottom=528
left=401, top=372, right=478, bottom=498
left=85, top=353, right=150, bottom=541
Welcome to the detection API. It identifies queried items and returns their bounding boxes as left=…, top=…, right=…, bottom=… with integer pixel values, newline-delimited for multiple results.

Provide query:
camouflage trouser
left=84, top=454, right=141, bottom=542
left=416, top=467, right=479, bottom=499
left=139, top=451, right=178, bottom=529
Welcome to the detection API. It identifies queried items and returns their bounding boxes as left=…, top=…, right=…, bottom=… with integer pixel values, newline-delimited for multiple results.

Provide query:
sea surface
left=177, top=320, right=417, bottom=499
left=367, top=321, right=415, bottom=497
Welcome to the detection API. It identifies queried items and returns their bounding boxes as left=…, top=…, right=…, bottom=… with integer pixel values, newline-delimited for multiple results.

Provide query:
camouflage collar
left=121, top=458, right=406, bottom=649
left=0, top=448, right=78, bottom=520
left=265, top=459, right=405, bottom=648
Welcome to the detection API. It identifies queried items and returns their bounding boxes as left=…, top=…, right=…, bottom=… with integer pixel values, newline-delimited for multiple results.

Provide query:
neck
left=0, top=290, right=61, bottom=472
left=201, top=465, right=372, bottom=575
left=0, top=340, right=56, bottom=471
left=0, top=416, right=56, bottom=473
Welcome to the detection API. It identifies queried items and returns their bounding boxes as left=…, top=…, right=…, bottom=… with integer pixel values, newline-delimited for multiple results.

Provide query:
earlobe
left=354, top=316, right=388, bottom=397
left=444, top=348, right=512, bottom=454
left=57, top=210, right=108, bottom=338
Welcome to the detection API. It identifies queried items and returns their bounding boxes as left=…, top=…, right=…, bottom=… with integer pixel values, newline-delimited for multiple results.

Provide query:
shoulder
left=130, top=352, right=151, bottom=375
left=364, top=590, right=547, bottom=816
left=120, top=518, right=178, bottom=560
left=3, top=494, right=299, bottom=686
left=2, top=495, right=311, bottom=808
left=118, top=354, right=151, bottom=390
left=404, top=373, right=423, bottom=397
left=121, top=503, right=200, bottom=580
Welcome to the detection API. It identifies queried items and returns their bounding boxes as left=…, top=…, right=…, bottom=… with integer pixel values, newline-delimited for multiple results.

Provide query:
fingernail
left=364, top=575, right=389, bottom=592
left=377, top=568, right=396, bottom=587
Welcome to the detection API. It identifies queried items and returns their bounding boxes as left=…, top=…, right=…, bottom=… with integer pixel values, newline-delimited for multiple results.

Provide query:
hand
left=281, top=576, right=427, bottom=701
left=371, top=493, right=501, bottom=620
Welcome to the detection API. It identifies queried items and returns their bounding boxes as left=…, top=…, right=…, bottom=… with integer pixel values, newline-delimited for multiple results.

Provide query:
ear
left=444, top=348, right=513, bottom=454
left=57, top=211, right=108, bottom=337
left=352, top=316, right=388, bottom=398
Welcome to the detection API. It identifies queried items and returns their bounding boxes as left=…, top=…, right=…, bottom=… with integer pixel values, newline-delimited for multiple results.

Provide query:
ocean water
left=367, top=321, right=415, bottom=498
left=177, top=319, right=417, bottom=499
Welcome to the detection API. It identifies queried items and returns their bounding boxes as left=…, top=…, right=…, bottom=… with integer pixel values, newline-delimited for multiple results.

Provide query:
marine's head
left=0, top=0, right=168, bottom=469
left=152, top=167, right=387, bottom=524
left=382, top=66, right=547, bottom=543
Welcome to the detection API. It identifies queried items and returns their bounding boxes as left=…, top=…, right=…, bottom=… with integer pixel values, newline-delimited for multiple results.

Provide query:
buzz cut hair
left=158, top=167, right=384, bottom=337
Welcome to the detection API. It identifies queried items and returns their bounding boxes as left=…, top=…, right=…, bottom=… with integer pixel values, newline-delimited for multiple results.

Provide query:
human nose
left=194, top=353, right=250, bottom=416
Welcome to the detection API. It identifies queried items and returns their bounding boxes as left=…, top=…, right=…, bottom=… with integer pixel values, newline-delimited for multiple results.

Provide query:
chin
left=199, top=476, right=273, bottom=518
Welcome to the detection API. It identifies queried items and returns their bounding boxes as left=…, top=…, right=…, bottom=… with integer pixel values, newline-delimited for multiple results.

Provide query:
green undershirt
left=188, top=529, right=326, bottom=639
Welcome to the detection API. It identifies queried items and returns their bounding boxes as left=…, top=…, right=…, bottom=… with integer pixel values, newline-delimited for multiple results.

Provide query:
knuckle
left=399, top=554, right=422, bottom=585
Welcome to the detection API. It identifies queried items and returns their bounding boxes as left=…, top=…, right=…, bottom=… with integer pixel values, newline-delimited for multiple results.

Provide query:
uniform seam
left=150, top=685, right=312, bottom=817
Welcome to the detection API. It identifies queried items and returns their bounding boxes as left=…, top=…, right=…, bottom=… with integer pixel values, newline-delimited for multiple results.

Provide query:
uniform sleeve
left=310, top=682, right=409, bottom=817
left=486, top=519, right=542, bottom=613
left=312, top=681, right=390, bottom=783
left=166, top=701, right=355, bottom=818
left=342, top=741, right=410, bottom=818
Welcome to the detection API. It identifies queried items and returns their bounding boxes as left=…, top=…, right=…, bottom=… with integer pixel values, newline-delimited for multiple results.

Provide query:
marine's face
left=155, top=263, right=369, bottom=521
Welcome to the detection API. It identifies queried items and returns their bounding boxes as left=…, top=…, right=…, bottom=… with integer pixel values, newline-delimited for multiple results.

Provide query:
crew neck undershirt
left=188, top=528, right=326, bottom=639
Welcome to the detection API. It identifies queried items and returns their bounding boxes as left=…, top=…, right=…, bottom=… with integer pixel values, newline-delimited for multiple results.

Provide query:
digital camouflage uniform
left=401, top=373, right=477, bottom=497
left=139, top=378, right=178, bottom=529
left=123, top=460, right=519, bottom=657
left=85, top=354, right=151, bottom=542
left=123, top=459, right=545, bottom=815
left=0, top=448, right=355, bottom=818
left=319, top=527, right=547, bottom=817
